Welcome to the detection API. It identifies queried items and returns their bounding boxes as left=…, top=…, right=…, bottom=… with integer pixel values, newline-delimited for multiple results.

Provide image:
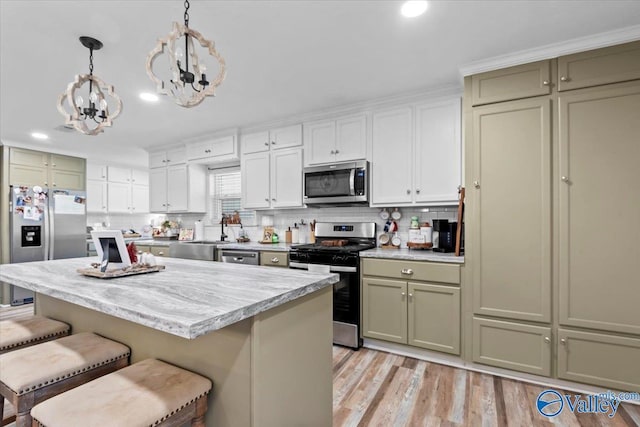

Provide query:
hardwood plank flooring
left=1, top=305, right=638, bottom=426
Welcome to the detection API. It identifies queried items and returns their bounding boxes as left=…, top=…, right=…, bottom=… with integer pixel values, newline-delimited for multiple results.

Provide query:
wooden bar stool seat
left=31, top=359, right=212, bottom=427
left=0, top=332, right=130, bottom=427
left=0, top=315, right=70, bottom=355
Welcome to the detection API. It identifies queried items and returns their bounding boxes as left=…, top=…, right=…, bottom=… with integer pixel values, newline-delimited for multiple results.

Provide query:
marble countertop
left=360, top=248, right=464, bottom=263
left=220, top=242, right=298, bottom=252
left=0, top=257, right=338, bottom=339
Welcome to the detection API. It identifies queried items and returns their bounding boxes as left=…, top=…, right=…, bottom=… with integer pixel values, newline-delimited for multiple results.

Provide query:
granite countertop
left=360, top=248, right=464, bottom=264
left=0, top=257, right=338, bottom=339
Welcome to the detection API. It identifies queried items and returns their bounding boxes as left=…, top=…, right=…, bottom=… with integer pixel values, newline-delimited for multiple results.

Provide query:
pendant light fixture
left=57, top=36, right=122, bottom=136
left=146, top=0, right=226, bottom=108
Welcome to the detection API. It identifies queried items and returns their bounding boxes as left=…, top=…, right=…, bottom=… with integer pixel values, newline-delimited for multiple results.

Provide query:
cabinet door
left=241, top=131, right=270, bottom=155
left=187, top=140, right=213, bottom=161
left=86, top=180, right=107, bottom=213
left=471, top=98, right=551, bottom=322
left=362, top=278, right=407, bottom=344
left=149, top=152, right=167, bottom=169
left=241, top=152, right=270, bottom=209
left=558, top=83, right=640, bottom=335
left=107, top=182, right=131, bottom=213
left=557, top=329, right=640, bottom=392
left=86, top=164, right=107, bottom=181
left=131, top=169, right=149, bottom=186
left=107, top=166, right=131, bottom=183
left=371, top=107, right=413, bottom=205
left=167, top=165, right=188, bottom=211
left=210, top=135, right=237, bottom=159
left=558, top=40, right=640, bottom=92
left=131, top=184, right=149, bottom=213
left=471, top=60, right=551, bottom=106
left=304, top=120, right=336, bottom=165
left=149, top=168, right=167, bottom=212
left=166, top=147, right=186, bottom=165
left=10, top=148, right=48, bottom=168
left=50, top=154, right=85, bottom=172
left=472, top=317, right=551, bottom=377
left=335, top=114, right=367, bottom=162
left=270, top=148, right=303, bottom=208
left=9, top=164, right=48, bottom=187
left=50, top=169, right=85, bottom=190
left=414, top=98, right=461, bottom=204
left=270, top=124, right=302, bottom=150
left=260, top=251, right=288, bottom=268
left=408, top=283, right=460, bottom=354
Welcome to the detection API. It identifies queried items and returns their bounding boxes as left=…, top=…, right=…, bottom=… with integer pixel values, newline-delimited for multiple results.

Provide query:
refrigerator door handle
left=47, top=192, right=53, bottom=260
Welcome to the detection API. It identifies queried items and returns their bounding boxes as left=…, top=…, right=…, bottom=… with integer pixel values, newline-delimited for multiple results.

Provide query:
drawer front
left=149, top=246, right=169, bottom=257
left=557, top=329, right=640, bottom=392
left=362, top=258, right=459, bottom=284
left=260, top=251, right=288, bottom=268
left=472, top=317, right=551, bottom=377
left=136, top=245, right=150, bottom=253
left=471, top=60, right=551, bottom=106
left=558, top=40, right=640, bottom=91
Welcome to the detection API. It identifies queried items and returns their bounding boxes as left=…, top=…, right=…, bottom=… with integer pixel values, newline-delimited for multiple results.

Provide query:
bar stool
left=0, top=332, right=130, bottom=426
left=31, top=359, right=212, bottom=427
left=0, top=315, right=70, bottom=355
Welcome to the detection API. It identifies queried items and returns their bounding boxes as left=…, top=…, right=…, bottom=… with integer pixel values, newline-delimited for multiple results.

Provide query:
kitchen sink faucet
left=220, top=215, right=228, bottom=242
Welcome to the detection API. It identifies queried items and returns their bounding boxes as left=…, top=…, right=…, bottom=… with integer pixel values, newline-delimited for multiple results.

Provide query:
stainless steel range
left=289, top=222, right=376, bottom=348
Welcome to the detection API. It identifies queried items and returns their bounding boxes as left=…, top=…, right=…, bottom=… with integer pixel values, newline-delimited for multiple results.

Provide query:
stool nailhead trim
left=0, top=330, right=69, bottom=352
left=11, top=352, right=130, bottom=395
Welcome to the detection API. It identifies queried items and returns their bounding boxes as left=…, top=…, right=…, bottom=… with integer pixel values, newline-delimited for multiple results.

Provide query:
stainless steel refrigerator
left=9, top=185, right=87, bottom=305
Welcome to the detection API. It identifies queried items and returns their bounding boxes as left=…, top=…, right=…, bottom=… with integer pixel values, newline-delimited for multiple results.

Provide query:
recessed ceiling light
left=31, top=132, right=49, bottom=140
left=401, top=1, right=428, bottom=18
left=139, top=92, right=159, bottom=102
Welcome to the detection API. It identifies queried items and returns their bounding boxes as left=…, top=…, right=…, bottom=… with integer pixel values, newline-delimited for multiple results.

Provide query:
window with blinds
left=209, top=167, right=256, bottom=225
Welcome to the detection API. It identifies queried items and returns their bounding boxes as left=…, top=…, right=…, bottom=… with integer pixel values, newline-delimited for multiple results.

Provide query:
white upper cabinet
left=304, top=114, right=367, bottom=166
left=186, top=135, right=238, bottom=163
left=371, top=98, right=461, bottom=206
left=105, top=167, right=150, bottom=213
left=149, top=147, right=186, bottom=168
left=86, top=164, right=107, bottom=181
left=242, top=152, right=271, bottom=209
left=107, top=166, right=131, bottom=183
left=241, top=124, right=302, bottom=155
left=149, top=164, right=206, bottom=213
left=86, top=180, right=107, bottom=213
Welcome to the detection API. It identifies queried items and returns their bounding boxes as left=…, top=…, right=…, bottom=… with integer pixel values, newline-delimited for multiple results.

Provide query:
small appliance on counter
left=433, top=220, right=457, bottom=253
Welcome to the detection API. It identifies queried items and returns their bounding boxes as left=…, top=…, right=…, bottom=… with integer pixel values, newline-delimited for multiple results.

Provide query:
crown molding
left=459, top=24, right=640, bottom=77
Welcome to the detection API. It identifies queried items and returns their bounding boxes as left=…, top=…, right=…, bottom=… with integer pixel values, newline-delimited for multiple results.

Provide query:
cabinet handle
left=44, top=181, right=48, bottom=186
left=265, top=198, right=269, bottom=202
left=330, top=150, right=335, bottom=155
left=272, top=198, right=276, bottom=201
left=544, top=336, right=551, bottom=343
left=560, top=76, right=570, bottom=82
left=406, top=189, right=411, bottom=195
left=271, top=141, right=276, bottom=145
left=401, top=292, right=406, bottom=297
left=52, top=183, right=57, bottom=187
left=335, top=149, right=339, bottom=154
left=408, top=293, right=413, bottom=298
left=474, top=180, right=480, bottom=188
left=416, top=189, right=420, bottom=194
left=542, top=80, right=550, bottom=86
left=401, top=268, right=413, bottom=275
left=52, top=163, right=56, bottom=167
left=264, top=142, right=269, bottom=146
left=158, top=251, right=164, bottom=256
left=102, top=206, right=106, bottom=209
left=44, top=162, right=48, bottom=166
left=560, top=338, right=567, bottom=345
left=271, top=257, right=279, bottom=263
left=162, top=203, right=166, bottom=207
left=162, top=159, right=167, bottom=163
left=561, top=176, right=569, bottom=183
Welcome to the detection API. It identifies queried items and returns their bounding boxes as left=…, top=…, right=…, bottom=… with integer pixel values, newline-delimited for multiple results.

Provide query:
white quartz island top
left=360, top=248, right=464, bottom=263
left=0, top=257, right=339, bottom=339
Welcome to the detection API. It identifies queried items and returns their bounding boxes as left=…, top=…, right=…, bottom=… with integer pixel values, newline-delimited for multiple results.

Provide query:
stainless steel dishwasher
left=220, top=249, right=260, bottom=265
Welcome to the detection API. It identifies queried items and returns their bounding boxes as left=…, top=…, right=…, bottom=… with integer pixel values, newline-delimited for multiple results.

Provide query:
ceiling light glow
left=31, top=132, right=49, bottom=140
left=401, top=1, right=428, bottom=18
left=139, top=92, right=159, bottom=102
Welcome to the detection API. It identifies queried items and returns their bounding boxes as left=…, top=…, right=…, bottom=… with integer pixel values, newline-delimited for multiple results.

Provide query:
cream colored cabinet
left=558, top=83, right=640, bottom=336
left=149, top=164, right=206, bottom=213
left=371, top=100, right=461, bottom=206
left=149, top=147, right=186, bottom=168
left=472, top=317, right=551, bottom=377
left=260, top=251, right=288, bottom=268
left=8, top=147, right=85, bottom=190
left=149, top=245, right=169, bottom=257
left=471, top=98, right=551, bottom=323
left=557, top=40, right=640, bottom=92
left=304, top=114, right=367, bottom=166
left=471, top=60, right=552, bottom=106
left=187, top=135, right=238, bottom=163
left=86, top=180, right=107, bottom=213
left=242, top=148, right=303, bottom=210
left=557, top=329, right=640, bottom=392
left=362, top=259, right=461, bottom=355
left=241, top=124, right=302, bottom=155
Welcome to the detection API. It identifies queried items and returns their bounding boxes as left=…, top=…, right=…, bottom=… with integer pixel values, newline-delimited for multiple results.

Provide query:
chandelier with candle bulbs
left=146, top=0, right=226, bottom=108
left=57, top=36, right=122, bottom=136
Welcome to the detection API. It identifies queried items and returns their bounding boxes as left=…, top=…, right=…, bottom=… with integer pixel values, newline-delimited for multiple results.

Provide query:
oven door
left=289, top=262, right=361, bottom=349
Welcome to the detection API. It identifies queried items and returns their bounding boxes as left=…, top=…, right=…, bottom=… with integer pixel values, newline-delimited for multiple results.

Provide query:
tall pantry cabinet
left=465, top=40, right=640, bottom=392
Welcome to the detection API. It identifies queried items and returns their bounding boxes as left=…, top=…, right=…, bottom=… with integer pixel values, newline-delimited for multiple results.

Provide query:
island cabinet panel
left=471, top=60, right=552, bottom=106
left=471, top=98, right=551, bottom=323
left=557, top=40, right=640, bottom=92
left=472, top=317, right=551, bottom=377
left=557, top=329, right=640, bottom=392
left=558, top=83, right=640, bottom=335
left=362, top=277, right=407, bottom=344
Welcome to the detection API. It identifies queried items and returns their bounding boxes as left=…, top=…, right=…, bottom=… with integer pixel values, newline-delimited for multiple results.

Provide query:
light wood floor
left=2, top=304, right=639, bottom=426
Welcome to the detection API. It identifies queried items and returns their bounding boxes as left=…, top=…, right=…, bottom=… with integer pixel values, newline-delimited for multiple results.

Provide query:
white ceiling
left=2, top=1, right=640, bottom=161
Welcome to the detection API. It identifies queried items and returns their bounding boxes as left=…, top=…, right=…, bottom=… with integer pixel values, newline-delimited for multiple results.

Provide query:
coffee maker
left=433, top=220, right=458, bottom=253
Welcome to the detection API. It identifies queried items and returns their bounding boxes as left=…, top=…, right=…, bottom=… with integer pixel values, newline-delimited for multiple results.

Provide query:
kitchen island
left=0, top=257, right=339, bottom=426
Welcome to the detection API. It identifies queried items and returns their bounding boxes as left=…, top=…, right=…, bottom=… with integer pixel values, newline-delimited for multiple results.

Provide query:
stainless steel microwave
left=303, top=161, right=368, bottom=205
